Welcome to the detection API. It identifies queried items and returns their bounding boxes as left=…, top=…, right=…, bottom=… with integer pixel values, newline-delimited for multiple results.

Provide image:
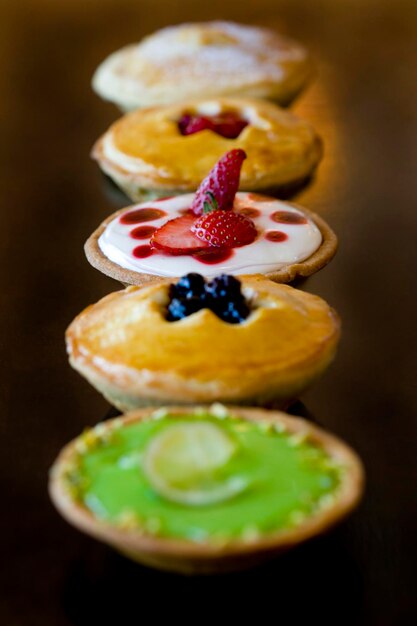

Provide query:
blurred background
left=1, top=1, right=416, bottom=624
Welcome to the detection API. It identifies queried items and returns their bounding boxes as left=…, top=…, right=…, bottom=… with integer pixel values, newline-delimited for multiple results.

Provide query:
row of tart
left=49, top=21, right=364, bottom=575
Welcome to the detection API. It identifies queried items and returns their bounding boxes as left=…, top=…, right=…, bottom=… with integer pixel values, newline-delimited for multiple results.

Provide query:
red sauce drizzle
left=238, top=207, right=260, bottom=218
left=192, top=249, right=234, bottom=264
left=246, top=193, right=273, bottom=202
left=265, top=231, right=288, bottom=243
left=130, top=225, right=156, bottom=239
left=120, top=208, right=166, bottom=225
left=133, top=245, right=154, bottom=258
left=271, top=211, right=307, bottom=225
left=156, top=196, right=174, bottom=201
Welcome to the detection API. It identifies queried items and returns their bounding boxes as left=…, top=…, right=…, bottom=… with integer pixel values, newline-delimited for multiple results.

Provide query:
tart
left=85, top=193, right=337, bottom=287
left=91, top=97, right=322, bottom=202
left=66, top=274, right=341, bottom=410
left=49, top=405, right=364, bottom=574
left=92, top=22, right=313, bottom=111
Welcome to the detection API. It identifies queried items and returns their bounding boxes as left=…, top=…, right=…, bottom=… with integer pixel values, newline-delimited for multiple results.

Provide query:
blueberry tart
left=66, top=274, right=340, bottom=410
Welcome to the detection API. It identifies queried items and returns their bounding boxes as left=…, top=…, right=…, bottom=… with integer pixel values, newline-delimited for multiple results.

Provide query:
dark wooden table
left=2, top=1, right=417, bottom=624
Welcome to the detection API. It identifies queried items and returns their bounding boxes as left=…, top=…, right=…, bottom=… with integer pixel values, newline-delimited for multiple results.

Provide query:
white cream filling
left=98, top=193, right=322, bottom=278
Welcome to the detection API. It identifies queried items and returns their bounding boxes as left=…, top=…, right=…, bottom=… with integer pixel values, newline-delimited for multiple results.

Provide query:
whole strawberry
left=191, top=149, right=247, bottom=216
left=192, top=210, right=257, bottom=248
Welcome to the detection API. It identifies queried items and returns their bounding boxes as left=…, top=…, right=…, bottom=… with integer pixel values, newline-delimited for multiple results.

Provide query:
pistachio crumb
left=259, top=421, right=274, bottom=434
left=151, top=408, right=169, bottom=420
left=145, top=517, right=162, bottom=534
left=289, top=510, right=307, bottom=526
left=241, top=524, right=261, bottom=542
left=274, top=422, right=286, bottom=433
left=318, top=493, right=336, bottom=510
left=209, top=403, right=230, bottom=418
left=117, top=510, right=141, bottom=530
left=288, top=433, right=307, bottom=447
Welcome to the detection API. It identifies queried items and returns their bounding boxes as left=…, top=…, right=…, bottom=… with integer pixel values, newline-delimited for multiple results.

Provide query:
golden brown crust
left=84, top=202, right=337, bottom=287
left=49, top=405, right=364, bottom=574
left=66, top=277, right=340, bottom=411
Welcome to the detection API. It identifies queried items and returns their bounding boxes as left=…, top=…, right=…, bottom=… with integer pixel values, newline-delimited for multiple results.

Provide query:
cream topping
left=98, top=193, right=322, bottom=278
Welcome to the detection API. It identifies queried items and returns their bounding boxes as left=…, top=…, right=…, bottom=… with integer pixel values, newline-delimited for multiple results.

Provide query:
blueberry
left=217, top=300, right=250, bottom=324
left=174, top=273, right=206, bottom=299
left=167, top=296, right=201, bottom=321
left=206, top=274, right=242, bottom=300
left=167, top=273, right=249, bottom=324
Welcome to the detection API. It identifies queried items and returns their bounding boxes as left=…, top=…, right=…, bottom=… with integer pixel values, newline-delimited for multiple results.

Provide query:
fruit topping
left=192, top=210, right=257, bottom=248
left=120, top=208, right=166, bottom=224
left=166, top=273, right=250, bottom=324
left=150, top=214, right=210, bottom=256
left=191, top=149, right=247, bottom=215
left=265, top=231, right=288, bottom=242
left=149, top=151, right=256, bottom=256
left=206, top=274, right=250, bottom=323
left=130, top=225, right=157, bottom=239
left=178, top=114, right=215, bottom=135
left=205, top=274, right=242, bottom=300
left=271, top=210, right=308, bottom=225
left=143, top=421, right=247, bottom=506
left=192, top=249, right=234, bottom=265
left=178, top=112, right=248, bottom=139
left=170, top=272, right=207, bottom=300
left=132, top=245, right=154, bottom=259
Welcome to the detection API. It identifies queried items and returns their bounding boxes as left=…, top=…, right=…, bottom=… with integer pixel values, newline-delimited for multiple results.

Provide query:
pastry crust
left=49, top=406, right=364, bottom=574
left=92, top=22, right=313, bottom=111
left=91, top=97, right=322, bottom=201
left=84, top=202, right=337, bottom=288
left=66, top=276, right=341, bottom=411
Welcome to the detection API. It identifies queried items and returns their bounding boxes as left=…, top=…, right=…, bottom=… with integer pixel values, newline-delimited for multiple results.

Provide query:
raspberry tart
left=49, top=405, right=363, bottom=574
left=85, top=150, right=337, bottom=287
left=66, top=274, right=340, bottom=410
left=92, top=22, right=313, bottom=111
left=91, top=97, right=322, bottom=202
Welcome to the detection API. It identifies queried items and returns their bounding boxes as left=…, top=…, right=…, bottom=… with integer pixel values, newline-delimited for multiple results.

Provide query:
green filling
left=68, top=413, right=342, bottom=541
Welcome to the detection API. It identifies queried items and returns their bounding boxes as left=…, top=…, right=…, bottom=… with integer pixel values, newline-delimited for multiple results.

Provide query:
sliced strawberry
left=191, top=210, right=257, bottom=248
left=213, top=113, right=248, bottom=139
left=150, top=214, right=211, bottom=256
left=191, top=149, right=247, bottom=216
left=178, top=114, right=215, bottom=135
left=179, top=112, right=248, bottom=139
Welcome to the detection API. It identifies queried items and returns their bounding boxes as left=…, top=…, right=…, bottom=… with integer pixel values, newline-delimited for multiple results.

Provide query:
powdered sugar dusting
left=93, top=21, right=310, bottom=108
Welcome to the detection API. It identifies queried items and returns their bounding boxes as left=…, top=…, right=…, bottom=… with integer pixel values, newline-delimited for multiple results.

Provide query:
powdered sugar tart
left=66, top=274, right=340, bottom=411
left=85, top=192, right=337, bottom=287
left=49, top=405, right=363, bottom=574
left=92, top=21, right=313, bottom=111
left=92, top=97, right=322, bottom=202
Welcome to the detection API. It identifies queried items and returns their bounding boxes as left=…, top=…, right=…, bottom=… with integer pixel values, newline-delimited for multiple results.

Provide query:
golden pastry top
left=94, top=98, right=322, bottom=189
left=92, top=22, right=312, bottom=109
left=67, top=276, right=340, bottom=389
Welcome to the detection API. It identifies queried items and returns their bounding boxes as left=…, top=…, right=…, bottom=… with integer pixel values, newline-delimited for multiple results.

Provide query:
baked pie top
left=66, top=275, right=340, bottom=395
left=92, top=22, right=313, bottom=110
left=92, top=98, right=322, bottom=191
